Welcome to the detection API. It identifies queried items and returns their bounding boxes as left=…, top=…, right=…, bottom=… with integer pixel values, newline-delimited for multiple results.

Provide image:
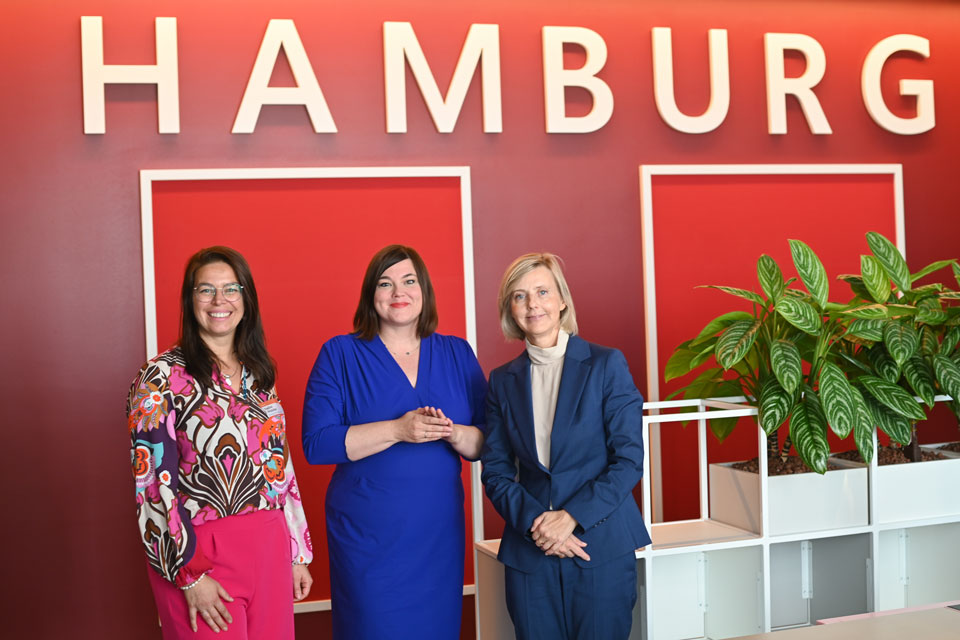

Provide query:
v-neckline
left=377, top=334, right=426, bottom=391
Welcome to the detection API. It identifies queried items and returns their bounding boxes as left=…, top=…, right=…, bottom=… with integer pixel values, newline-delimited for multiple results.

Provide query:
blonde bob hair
left=497, top=252, right=578, bottom=341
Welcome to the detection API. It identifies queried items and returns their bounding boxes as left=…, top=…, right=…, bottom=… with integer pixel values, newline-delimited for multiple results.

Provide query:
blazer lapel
left=504, top=352, right=547, bottom=472
left=549, top=335, right=591, bottom=469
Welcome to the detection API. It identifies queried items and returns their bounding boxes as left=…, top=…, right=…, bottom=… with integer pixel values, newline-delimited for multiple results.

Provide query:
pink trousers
left=147, top=509, right=295, bottom=640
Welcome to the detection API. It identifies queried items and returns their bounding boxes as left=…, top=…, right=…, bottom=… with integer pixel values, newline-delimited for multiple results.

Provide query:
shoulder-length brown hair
left=179, top=246, right=275, bottom=392
left=353, top=245, right=438, bottom=340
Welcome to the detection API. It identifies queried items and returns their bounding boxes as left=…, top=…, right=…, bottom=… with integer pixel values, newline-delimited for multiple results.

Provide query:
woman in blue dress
left=302, top=244, right=487, bottom=639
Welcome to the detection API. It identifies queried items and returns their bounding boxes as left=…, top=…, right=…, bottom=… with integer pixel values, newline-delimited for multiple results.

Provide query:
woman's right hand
left=544, top=533, right=591, bottom=562
left=393, top=408, right=452, bottom=444
left=185, top=575, right=234, bottom=632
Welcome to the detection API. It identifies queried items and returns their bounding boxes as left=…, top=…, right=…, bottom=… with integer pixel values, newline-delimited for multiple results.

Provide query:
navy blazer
left=481, top=335, right=652, bottom=572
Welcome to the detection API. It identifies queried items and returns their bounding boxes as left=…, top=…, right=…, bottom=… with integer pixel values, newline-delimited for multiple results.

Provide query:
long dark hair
left=179, top=246, right=275, bottom=393
left=353, top=245, right=438, bottom=340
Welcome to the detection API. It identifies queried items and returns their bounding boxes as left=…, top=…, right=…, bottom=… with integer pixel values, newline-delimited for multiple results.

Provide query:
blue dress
left=302, top=333, right=487, bottom=640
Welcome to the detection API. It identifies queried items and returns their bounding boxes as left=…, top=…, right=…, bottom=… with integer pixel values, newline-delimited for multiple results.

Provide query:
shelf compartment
left=770, top=534, right=871, bottom=629
left=650, top=518, right=759, bottom=550
left=876, top=522, right=960, bottom=612
left=648, top=546, right=763, bottom=640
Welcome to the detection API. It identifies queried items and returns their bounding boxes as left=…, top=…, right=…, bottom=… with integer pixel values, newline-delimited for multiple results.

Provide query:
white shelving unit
left=474, top=398, right=960, bottom=640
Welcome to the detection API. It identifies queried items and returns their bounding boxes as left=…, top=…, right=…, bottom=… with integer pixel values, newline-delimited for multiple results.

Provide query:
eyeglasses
left=194, top=283, right=243, bottom=302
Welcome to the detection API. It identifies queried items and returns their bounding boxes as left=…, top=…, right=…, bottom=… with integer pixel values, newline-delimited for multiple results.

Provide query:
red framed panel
left=141, top=168, right=477, bottom=605
left=640, top=165, right=902, bottom=523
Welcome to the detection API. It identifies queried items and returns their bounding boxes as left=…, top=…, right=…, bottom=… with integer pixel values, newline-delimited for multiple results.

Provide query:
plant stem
left=779, top=433, right=792, bottom=462
left=908, top=422, right=921, bottom=463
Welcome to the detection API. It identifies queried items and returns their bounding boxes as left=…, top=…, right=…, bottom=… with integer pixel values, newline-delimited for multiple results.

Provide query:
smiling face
left=373, top=258, right=423, bottom=331
left=509, top=265, right=567, bottom=348
left=193, top=261, right=244, bottom=344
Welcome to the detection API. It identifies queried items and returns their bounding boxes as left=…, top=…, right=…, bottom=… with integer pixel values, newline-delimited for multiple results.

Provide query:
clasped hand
left=395, top=407, right=453, bottom=443
left=530, top=509, right=591, bottom=561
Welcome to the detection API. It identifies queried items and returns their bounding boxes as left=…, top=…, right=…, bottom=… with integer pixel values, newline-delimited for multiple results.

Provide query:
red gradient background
left=2, top=1, right=959, bottom=638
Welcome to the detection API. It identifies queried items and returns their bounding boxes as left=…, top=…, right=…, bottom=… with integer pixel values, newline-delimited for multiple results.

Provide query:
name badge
left=260, top=399, right=285, bottom=419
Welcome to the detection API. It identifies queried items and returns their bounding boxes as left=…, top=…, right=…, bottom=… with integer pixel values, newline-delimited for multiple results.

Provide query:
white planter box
left=709, top=462, right=868, bottom=536
left=926, top=442, right=960, bottom=459
left=873, top=454, right=960, bottom=524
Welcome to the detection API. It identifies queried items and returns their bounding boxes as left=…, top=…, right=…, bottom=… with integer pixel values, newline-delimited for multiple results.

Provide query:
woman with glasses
left=127, top=246, right=313, bottom=639
left=481, top=253, right=650, bottom=640
left=302, top=244, right=487, bottom=639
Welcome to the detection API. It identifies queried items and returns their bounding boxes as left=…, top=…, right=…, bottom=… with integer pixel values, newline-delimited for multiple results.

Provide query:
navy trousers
left=504, top=551, right=638, bottom=640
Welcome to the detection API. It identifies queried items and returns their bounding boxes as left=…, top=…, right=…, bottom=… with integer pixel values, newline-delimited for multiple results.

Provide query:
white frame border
left=639, top=163, right=905, bottom=524
left=138, top=166, right=482, bottom=613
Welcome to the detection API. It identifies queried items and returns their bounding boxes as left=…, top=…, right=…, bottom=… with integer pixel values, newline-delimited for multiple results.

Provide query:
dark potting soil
left=833, top=445, right=948, bottom=465
left=938, top=441, right=960, bottom=453
left=730, top=456, right=841, bottom=475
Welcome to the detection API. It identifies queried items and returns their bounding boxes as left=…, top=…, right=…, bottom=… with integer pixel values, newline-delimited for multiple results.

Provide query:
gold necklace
left=386, top=341, right=421, bottom=357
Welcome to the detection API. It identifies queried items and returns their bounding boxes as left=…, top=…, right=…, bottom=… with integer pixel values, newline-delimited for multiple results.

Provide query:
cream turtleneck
left=525, top=330, right=569, bottom=469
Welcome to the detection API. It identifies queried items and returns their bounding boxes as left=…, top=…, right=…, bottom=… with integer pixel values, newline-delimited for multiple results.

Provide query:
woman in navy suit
left=481, top=253, right=651, bottom=640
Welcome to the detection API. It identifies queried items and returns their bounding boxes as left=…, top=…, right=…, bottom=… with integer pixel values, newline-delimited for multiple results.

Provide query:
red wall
left=2, top=1, right=959, bottom=637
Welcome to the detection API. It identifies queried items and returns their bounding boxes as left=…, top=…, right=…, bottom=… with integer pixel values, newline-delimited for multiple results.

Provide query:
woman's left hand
left=422, top=407, right=486, bottom=459
left=530, top=509, right=578, bottom=553
left=292, top=564, right=313, bottom=601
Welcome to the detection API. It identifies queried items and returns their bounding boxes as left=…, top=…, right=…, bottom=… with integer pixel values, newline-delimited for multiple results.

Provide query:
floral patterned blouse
left=128, top=347, right=312, bottom=586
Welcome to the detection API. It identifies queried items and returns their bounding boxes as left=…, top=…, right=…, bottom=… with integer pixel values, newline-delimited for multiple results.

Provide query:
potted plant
left=666, top=232, right=960, bottom=533
left=832, top=233, right=960, bottom=462
left=829, top=233, right=960, bottom=523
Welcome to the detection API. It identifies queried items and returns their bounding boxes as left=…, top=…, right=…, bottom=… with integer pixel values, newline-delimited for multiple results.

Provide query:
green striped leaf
left=758, top=377, right=792, bottom=436
left=860, top=255, right=890, bottom=303
left=863, top=394, right=912, bottom=445
left=933, top=354, right=960, bottom=401
left=782, top=288, right=811, bottom=300
left=775, top=297, right=821, bottom=335
left=866, top=231, right=911, bottom=293
left=844, top=303, right=889, bottom=320
left=920, top=325, right=939, bottom=355
left=699, top=285, right=766, bottom=306
left=852, top=388, right=875, bottom=464
left=939, top=291, right=960, bottom=300
left=941, top=327, right=960, bottom=356
left=838, top=351, right=873, bottom=376
left=954, top=262, right=960, bottom=289
left=691, top=311, right=755, bottom=346
left=757, top=254, right=785, bottom=303
left=847, top=319, right=884, bottom=342
left=716, top=320, right=761, bottom=370
left=903, top=356, right=937, bottom=409
left=819, top=362, right=857, bottom=438
left=911, top=259, right=957, bottom=283
left=917, top=307, right=949, bottom=325
left=771, top=339, right=802, bottom=393
left=838, top=274, right=872, bottom=301
left=789, top=388, right=830, bottom=474
left=790, top=239, right=829, bottom=308
left=913, top=283, right=944, bottom=299
left=859, top=375, right=926, bottom=421
left=883, top=320, right=919, bottom=367
left=867, top=344, right=901, bottom=383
